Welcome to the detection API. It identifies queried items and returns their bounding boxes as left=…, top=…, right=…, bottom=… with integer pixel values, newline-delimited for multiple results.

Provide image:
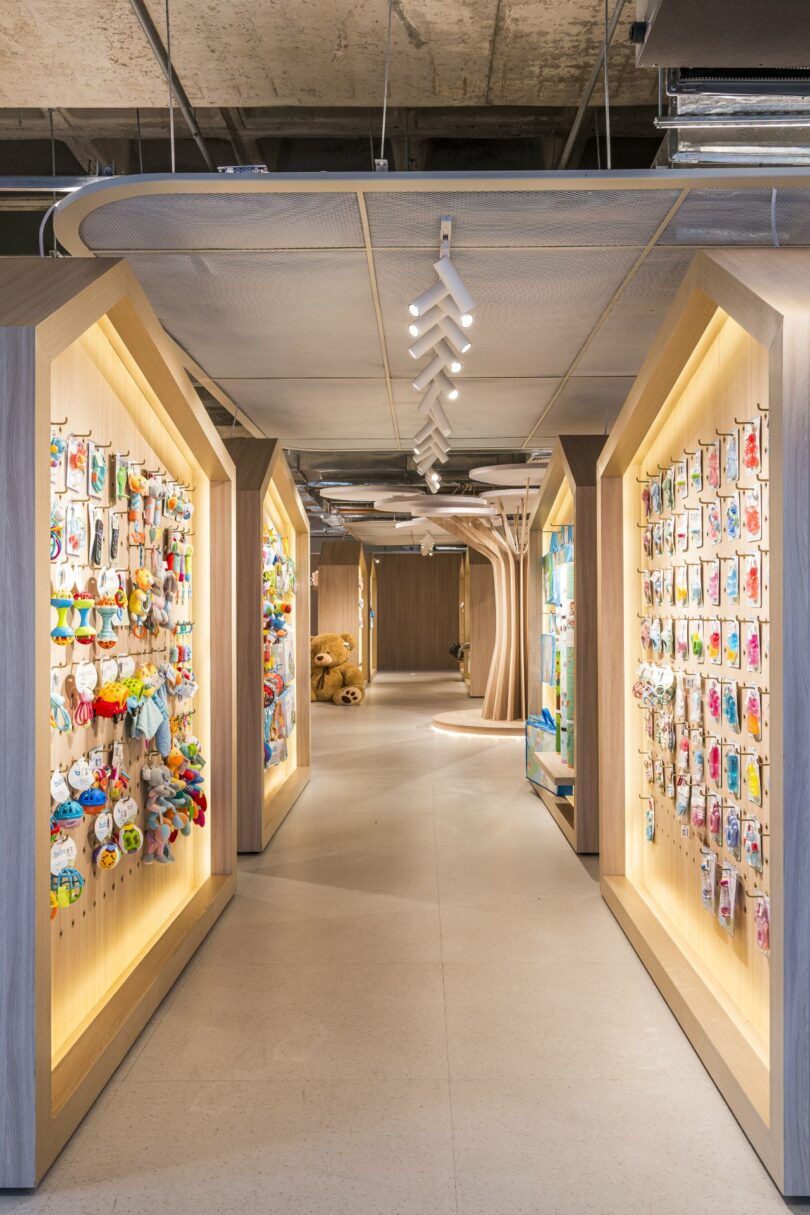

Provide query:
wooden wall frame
left=0, top=258, right=236, bottom=1188
left=368, top=558, right=378, bottom=682
left=317, top=539, right=368, bottom=679
left=224, top=438, right=311, bottom=853
left=597, top=250, right=810, bottom=1196
left=528, top=435, right=605, bottom=854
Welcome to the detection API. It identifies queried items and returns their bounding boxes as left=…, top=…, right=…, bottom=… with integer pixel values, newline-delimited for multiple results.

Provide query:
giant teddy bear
left=310, top=632, right=365, bottom=705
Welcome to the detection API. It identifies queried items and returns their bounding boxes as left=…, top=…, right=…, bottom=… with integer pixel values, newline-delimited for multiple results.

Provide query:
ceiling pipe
left=127, top=0, right=216, bottom=171
left=558, top=0, right=626, bottom=169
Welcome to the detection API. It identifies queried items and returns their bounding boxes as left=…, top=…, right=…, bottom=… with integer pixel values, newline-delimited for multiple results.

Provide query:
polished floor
left=6, top=673, right=798, bottom=1213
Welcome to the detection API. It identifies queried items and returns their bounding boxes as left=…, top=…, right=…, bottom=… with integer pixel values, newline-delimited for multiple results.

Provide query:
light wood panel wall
left=597, top=249, right=810, bottom=1196
left=316, top=540, right=367, bottom=674
left=225, top=438, right=311, bottom=853
left=0, top=258, right=236, bottom=1188
left=376, top=553, right=462, bottom=671
left=467, top=549, right=496, bottom=697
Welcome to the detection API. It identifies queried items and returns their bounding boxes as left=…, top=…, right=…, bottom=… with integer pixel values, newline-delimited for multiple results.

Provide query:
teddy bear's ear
left=340, top=633, right=356, bottom=649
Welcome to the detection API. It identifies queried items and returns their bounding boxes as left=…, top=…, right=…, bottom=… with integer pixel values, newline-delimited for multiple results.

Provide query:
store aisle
left=7, top=673, right=795, bottom=1214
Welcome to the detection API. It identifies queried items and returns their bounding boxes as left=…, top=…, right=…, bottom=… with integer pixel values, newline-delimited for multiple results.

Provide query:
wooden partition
left=598, top=250, right=810, bottom=1196
left=225, top=439, right=310, bottom=852
left=376, top=553, right=462, bottom=671
left=368, top=558, right=378, bottom=681
left=466, top=548, right=497, bottom=698
left=317, top=540, right=368, bottom=677
left=527, top=436, right=605, bottom=853
left=0, top=259, right=236, bottom=1188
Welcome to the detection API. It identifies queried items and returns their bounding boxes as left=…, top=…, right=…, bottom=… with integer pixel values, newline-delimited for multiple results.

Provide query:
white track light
left=412, top=352, right=446, bottom=393
left=408, top=280, right=447, bottom=318
left=408, top=325, right=443, bottom=360
left=413, top=418, right=437, bottom=445
left=434, top=369, right=459, bottom=400
left=442, top=298, right=474, bottom=329
left=438, top=315, right=471, bottom=354
left=425, top=397, right=452, bottom=432
left=408, top=304, right=446, bottom=340
left=415, top=453, right=437, bottom=474
left=418, top=380, right=442, bottom=411
left=433, top=256, right=475, bottom=315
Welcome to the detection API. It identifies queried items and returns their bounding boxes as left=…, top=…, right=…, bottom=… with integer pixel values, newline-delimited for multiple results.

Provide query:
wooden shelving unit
left=225, top=439, right=311, bottom=852
left=598, top=250, right=810, bottom=1196
left=527, top=435, right=604, bottom=854
left=0, top=259, right=236, bottom=1188
left=317, top=539, right=368, bottom=680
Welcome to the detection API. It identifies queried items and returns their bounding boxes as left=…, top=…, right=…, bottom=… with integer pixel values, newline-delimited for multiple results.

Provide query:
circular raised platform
left=432, top=708, right=525, bottom=737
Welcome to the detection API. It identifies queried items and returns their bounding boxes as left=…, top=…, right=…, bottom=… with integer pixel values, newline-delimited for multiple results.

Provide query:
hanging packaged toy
left=65, top=500, right=87, bottom=560
left=654, top=756, right=664, bottom=790
left=743, top=486, right=762, bottom=542
left=651, top=569, right=663, bottom=607
left=88, top=442, right=107, bottom=499
left=744, top=621, right=761, bottom=673
left=641, top=482, right=651, bottom=520
left=744, top=817, right=763, bottom=872
left=662, top=467, right=674, bottom=512
left=677, top=733, right=690, bottom=774
left=723, top=681, right=740, bottom=732
left=707, top=620, right=721, bottom=665
left=690, top=620, right=704, bottom=662
left=705, top=560, right=720, bottom=607
left=644, top=798, right=655, bottom=842
left=675, top=513, right=688, bottom=552
left=675, top=618, right=688, bottom=660
left=725, top=428, right=739, bottom=482
left=725, top=557, right=739, bottom=605
left=688, top=563, right=703, bottom=606
left=691, top=732, right=705, bottom=783
left=675, top=775, right=690, bottom=820
left=675, top=566, right=688, bottom=606
left=50, top=594, right=74, bottom=646
left=50, top=499, right=64, bottom=562
left=662, top=568, right=674, bottom=605
left=708, top=739, right=721, bottom=786
left=755, top=896, right=770, bottom=955
left=661, top=617, right=674, bottom=656
left=724, top=620, right=740, bottom=668
left=718, top=864, right=739, bottom=934
left=652, top=521, right=663, bottom=557
left=642, top=526, right=652, bottom=558
left=746, top=754, right=762, bottom=806
left=707, top=440, right=721, bottom=490
left=66, top=434, right=88, bottom=493
left=745, top=687, right=762, bottom=740
left=664, top=764, right=675, bottom=800
left=726, top=748, right=741, bottom=798
left=725, top=808, right=741, bottom=859
left=707, top=501, right=721, bottom=546
left=663, top=517, right=675, bottom=556
left=687, top=677, right=702, bottom=725
left=674, top=459, right=687, bottom=499
left=691, top=785, right=706, bottom=830
left=641, top=570, right=652, bottom=605
left=725, top=493, right=741, bottom=541
left=689, top=450, right=703, bottom=492
left=649, top=476, right=662, bottom=516
left=743, top=552, right=761, bottom=608
left=708, top=793, right=722, bottom=844
left=742, top=416, right=762, bottom=474
left=688, top=507, right=703, bottom=550
left=642, top=751, right=653, bottom=783
left=700, top=850, right=717, bottom=911
left=706, top=679, right=721, bottom=723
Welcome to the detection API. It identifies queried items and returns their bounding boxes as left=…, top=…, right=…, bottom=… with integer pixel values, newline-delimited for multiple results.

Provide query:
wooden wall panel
left=468, top=550, right=496, bottom=697
left=376, top=553, right=462, bottom=671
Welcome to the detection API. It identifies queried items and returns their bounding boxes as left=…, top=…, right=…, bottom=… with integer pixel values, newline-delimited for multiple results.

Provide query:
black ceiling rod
left=127, top=0, right=216, bottom=171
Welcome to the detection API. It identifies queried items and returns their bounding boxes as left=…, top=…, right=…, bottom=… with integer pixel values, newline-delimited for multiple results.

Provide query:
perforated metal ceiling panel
left=534, top=376, right=635, bottom=438
left=216, top=377, right=396, bottom=447
left=393, top=377, right=558, bottom=445
left=79, top=192, right=365, bottom=251
left=578, top=248, right=695, bottom=376
left=659, top=188, right=810, bottom=246
left=365, top=189, right=682, bottom=248
left=125, top=252, right=382, bottom=378
left=376, top=247, right=640, bottom=379
left=348, top=520, right=456, bottom=545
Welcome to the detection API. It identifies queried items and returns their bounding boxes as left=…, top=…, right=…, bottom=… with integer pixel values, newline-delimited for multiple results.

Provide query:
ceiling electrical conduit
left=127, top=0, right=216, bottom=171
left=558, top=0, right=626, bottom=169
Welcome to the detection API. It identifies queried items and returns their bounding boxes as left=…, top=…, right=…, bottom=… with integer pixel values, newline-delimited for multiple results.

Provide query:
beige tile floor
left=4, top=672, right=801, bottom=1213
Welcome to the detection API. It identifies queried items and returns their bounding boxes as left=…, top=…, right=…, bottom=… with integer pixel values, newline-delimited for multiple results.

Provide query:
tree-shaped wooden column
left=381, top=467, right=544, bottom=735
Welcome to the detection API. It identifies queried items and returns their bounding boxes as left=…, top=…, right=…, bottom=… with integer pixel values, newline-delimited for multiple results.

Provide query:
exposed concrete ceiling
left=0, top=0, right=656, bottom=109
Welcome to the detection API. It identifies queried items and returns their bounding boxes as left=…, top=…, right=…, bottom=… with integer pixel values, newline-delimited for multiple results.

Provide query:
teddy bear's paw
left=335, top=686, right=363, bottom=705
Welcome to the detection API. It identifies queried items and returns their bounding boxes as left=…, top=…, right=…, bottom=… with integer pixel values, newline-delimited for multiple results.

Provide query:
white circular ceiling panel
left=468, top=463, right=547, bottom=487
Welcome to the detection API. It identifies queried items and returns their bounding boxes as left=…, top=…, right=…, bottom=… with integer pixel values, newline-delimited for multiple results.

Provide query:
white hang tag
left=94, top=812, right=113, bottom=843
left=113, top=796, right=138, bottom=827
left=118, top=655, right=136, bottom=679
left=101, top=657, right=119, bottom=684
left=50, top=769, right=71, bottom=803
left=50, top=835, right=77, bottom=876
left=68, top=758, right=94, bottom=792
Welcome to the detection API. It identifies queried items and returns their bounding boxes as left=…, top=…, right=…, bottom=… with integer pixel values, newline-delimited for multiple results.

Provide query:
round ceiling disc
left=372, top=490, right=426, bottom=506
left=468, top=463, right=547, bottom=487
left=381, top=494, right=489, bottom=511
left=407, top=503, right=497, bottom=518
left=320, top=484, right=406, bottom=502
left=480, top=488, right=541, bottom=507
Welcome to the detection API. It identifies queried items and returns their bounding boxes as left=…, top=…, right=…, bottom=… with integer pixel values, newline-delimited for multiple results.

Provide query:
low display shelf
left=226, top=438, right=311, bottom=852
left=526, top=435, right=604, bottom=854
left=597, top=250, right=810, bottom=1196
left=0, top=258, right=236, bottom=1188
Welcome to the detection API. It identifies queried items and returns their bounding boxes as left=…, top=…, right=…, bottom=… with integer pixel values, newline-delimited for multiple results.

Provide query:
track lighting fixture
left=415, top=453, right=437, bottom=475
left=411, top=341, right=463, bottom=392
left=407, top=256, right=475, bottom=320
left=418, top=396, right=452, bottom=434
left=414, top=429, right=450, bottom=457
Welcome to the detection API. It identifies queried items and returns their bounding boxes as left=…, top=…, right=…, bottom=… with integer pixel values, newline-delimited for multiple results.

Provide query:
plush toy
left=310, top=632, right=365, bottom=705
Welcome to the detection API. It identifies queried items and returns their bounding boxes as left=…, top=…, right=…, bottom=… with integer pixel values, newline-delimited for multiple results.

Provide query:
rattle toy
left=755, top=897, right=770, bottom=954
left=73, top=594, right=97, bottom=645
left=50, top=433, right=66, bottom=471
left=128, top=567, right=153, bottom=636
left=50, top=692, right=72, bottom=733
left=51, top=799, right=84, bottom=832
left=51, top=866, right=84, bottom=911
left=95, top=597, right=118, bottom=649
left=50, top=595, right=75, bottom=645
left=89, top=444, right=107, bottom=497
left=94, top=839, right=121, bottom=871
left=50, top=502, right=65, bottom=561
left=78, top=786, right=107, bottom=814
left=117, top=822, right=144, bottom=855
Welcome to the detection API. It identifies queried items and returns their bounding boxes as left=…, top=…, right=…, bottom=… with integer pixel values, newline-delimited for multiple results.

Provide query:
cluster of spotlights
left=406, top=234, right=476, bottom=489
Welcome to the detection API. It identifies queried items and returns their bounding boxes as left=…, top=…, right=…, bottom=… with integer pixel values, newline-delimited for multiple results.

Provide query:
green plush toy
left=310, top=632, right=365, bottom=705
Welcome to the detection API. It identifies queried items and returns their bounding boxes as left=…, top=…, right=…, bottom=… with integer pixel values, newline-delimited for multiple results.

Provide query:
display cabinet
left=317, top=539, right=368, bottom=678
left=526, top=436, right=604, bottom=853
left=597, top=250, right=810, bottom=1196
left=225, top=439, right=311, bottom=852
left=0, top=258, right=236, bottom=1188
